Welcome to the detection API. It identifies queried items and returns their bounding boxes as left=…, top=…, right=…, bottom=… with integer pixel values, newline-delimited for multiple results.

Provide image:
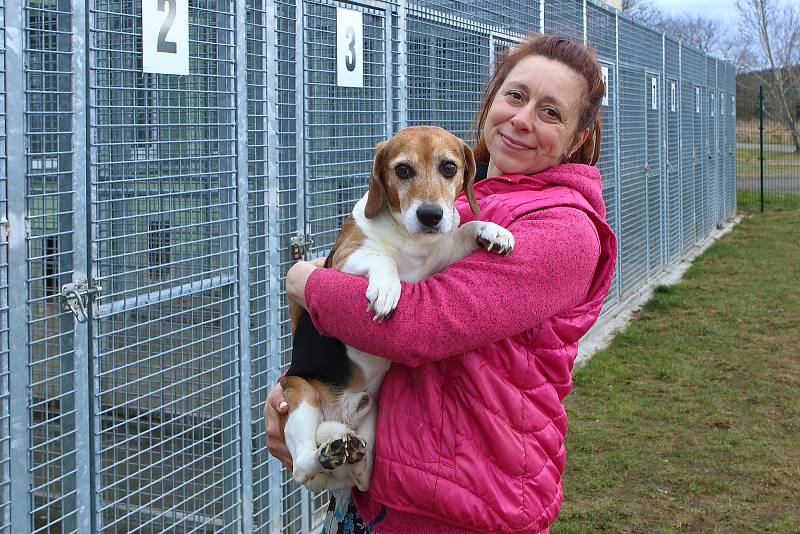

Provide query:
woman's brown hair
left=473, top=34, right=605, bottom=166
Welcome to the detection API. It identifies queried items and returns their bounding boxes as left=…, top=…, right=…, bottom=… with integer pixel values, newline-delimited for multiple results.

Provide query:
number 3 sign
left=142, top=0, right=189, bottom=75
left=337, top=8, right=363, bottom=87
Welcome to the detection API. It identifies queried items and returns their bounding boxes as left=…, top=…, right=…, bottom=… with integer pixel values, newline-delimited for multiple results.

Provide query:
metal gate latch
left=61, top=280, right=102, bottom=324
left=290, top=233, right=313, bottom=262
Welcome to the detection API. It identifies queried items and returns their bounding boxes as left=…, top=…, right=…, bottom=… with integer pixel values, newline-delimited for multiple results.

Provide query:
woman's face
left=484, top=55, right=590, bottom=177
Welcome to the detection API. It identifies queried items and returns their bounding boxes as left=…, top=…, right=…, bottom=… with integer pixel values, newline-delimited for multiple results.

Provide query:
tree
left=660, top=14, right=723, bottom=55
left=620, top=0, right=664, bottom=27
left=736, top=0, right=800, bottom=152
left=621, top=0, right=730, bottom=59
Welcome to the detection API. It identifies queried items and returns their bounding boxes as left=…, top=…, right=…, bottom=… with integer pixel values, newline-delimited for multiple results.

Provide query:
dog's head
left=364, top=126, right=479, bottom=235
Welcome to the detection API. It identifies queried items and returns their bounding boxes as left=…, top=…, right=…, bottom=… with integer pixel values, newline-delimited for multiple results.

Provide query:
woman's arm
left=303, top=207, right=601, bottom=367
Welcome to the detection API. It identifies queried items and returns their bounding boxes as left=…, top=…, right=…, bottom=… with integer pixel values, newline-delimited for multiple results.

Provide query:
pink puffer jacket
left=305, top=164, right=617, bottom=532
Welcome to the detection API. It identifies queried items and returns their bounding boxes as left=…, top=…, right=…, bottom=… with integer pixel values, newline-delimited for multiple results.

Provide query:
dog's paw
left=317, top=433, right=367, bottom=471
left=475, top=222, right=514, bottom=256
left=292, top=451, right=321, bottom=486
left=365, top=277, right=401, bottom=321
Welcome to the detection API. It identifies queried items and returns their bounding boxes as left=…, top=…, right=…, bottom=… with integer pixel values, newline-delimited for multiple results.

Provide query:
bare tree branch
left=736, top=0, right=800, bottom=151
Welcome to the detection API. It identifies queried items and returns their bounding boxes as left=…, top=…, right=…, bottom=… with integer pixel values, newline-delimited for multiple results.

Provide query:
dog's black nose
left=416, top=204, right=443, bottom=228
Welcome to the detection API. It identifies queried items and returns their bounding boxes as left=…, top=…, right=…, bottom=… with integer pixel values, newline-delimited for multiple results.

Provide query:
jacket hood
left=472, top=164, right=607, bottom=221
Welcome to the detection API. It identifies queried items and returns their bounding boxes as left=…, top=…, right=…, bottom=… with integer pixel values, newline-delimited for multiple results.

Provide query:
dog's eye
left=394, top=164, right=414, bottom=179
left=439, top=161, right=457, bottom=178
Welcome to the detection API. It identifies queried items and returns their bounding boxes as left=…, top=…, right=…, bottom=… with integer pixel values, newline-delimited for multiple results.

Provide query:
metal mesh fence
left=2, top=0, right=736, bottom=531
left=736, top=80, right=800, bottom=211
left=23, top=0, right=82, bottom=530
left=0, top=1, right=9, bottom=531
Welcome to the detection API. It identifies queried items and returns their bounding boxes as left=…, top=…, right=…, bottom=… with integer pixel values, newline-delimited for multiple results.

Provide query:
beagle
left=280, top=126, right=515, bottom=492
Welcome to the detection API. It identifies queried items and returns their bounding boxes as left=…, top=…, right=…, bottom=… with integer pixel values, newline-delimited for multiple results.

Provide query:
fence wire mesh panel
left=618, top=65, right=648, bottom=297
left=544, top=0, right=584, bottom=43
left=597, top=62, right=619, bottom=310
left=736, top=79, right=800, bottom=211
left=664, top=38, right=681, bottom=264
left=723, top=64, right=735, bottom=217
left=304, top=1, right=388, bottom=259
left=1, top=0, right=738, bottom=531
left=409, top=0, right=537, bottom=36
left=89, top=0, right=243, bottom=530
left=0, top=0, right=9, bottom=530
left=706, top=58, right=718, bottom=233
left=646, top=70, right=663, bottom=275
left=245, top=0, right=282, bottom=530
left=405, top=7, right=493, bottom=142
left=23, top=0, right=82, bottom=531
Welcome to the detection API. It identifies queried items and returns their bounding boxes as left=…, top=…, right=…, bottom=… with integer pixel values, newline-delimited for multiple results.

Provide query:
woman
left=265, top=34, right=617, bottom=533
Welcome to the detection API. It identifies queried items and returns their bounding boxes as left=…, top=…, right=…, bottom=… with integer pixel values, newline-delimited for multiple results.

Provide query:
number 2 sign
left=337, top=8, right=363, bottom=87
left=142, top=0, right=189, bottom=75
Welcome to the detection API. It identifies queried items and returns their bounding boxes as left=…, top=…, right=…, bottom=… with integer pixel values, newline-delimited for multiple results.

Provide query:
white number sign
left=337, top=8, right=363, bottom=88
left=670, top=82, right=676, bottom=112
left=601, top=66, right=609, bottom=106
left=710, top=92, right=715, bottom=117
left=695, top=87, right=701, bottom=113
left=142, top=0, right=189, bottom=75
left=651, top=77, right=658, bottom=110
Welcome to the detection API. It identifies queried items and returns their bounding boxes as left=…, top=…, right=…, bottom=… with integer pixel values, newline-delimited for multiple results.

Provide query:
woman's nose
left=510, top=110, right=533, bottom=131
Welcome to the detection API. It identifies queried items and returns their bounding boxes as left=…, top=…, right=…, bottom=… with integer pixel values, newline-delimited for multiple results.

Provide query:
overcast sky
left=648, top=0, right=794, bottom=28
left=648, top=0, right=740, bottom=26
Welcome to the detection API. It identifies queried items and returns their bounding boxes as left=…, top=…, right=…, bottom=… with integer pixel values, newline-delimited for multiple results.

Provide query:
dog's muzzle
left=416, top=203, right=444, bottom=231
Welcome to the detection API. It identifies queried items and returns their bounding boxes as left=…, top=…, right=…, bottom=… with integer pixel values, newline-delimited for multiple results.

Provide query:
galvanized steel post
left=759, top=84, right=765, bottom=212
left=71, top=0, right=94, bottom=530
left=5, top=0, right=32, bottom=529
left=234, top=0, right=255, bottom=528
left=264, top=0, right=286, bottom=529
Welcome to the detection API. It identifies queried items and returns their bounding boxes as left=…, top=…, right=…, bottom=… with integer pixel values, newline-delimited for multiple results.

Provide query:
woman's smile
left=499, top=133, right=534, bottom=150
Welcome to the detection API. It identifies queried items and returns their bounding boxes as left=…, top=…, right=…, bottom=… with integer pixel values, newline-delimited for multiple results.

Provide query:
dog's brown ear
left=365, top=140, right=389, bottom=219
left=460, top=139, right=479, bottom=216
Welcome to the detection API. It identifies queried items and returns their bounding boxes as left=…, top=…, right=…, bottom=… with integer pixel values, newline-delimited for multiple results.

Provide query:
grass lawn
left=554, top=211, right=800, bottom=532
left=737, top=191, right=800, bottom=212
left=736, top=148, right=800, bottom=176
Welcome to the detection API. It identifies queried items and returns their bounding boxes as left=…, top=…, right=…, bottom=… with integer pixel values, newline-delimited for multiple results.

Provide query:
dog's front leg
left=344, top=251, right=401, bottom=321
left=449, top=221, right=515, bottom=263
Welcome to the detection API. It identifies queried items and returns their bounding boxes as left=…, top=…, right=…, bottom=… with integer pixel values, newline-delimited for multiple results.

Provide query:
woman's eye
left=506, top=90, right=524, bottom=102
left=544, top=107, right=562, bottom=120
left=439, top=161, right=457, bottom=178
left=395, top=164, right=414, bottom=179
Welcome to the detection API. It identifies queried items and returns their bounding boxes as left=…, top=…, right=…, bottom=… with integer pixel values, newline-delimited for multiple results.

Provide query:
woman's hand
left=264, top=382, right=292, bottom=470
left=285, top=257, right=326, bottom=311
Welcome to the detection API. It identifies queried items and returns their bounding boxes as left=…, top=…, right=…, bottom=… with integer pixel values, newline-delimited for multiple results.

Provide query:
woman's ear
left=365, top=141, right=389, bottom=218
left=571, top=127, right=591, bottom=157
left=460, top=139, right=480, bottom=216
left=565, top=126, right=594, bottom=164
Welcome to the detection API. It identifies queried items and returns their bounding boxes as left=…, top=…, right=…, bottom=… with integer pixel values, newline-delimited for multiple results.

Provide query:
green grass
left=553, top=211, right=800, bottom=533
left=736, top=148, right=800, bottom=176
left=737, top=191, right=800, bottom=212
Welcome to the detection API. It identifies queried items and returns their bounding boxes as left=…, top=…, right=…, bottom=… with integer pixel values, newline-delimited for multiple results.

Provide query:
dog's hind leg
left=347, top=400, right=378, bottom=492
left=281, top=376, right=323, bottom=487
left=316, top=421, right=366, bottom=472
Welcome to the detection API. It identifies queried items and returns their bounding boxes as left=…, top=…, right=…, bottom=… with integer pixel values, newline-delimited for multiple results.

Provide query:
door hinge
left=61, top=280, right=102, bottom=324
